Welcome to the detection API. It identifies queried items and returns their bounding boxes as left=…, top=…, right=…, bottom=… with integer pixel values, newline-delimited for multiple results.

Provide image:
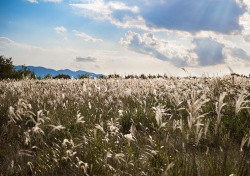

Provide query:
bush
left=44, top=74, right=52, bottom=79
left=53, top=74, right=71, bottom=79
left=14, top=65, right=36, bottom=79
left=77, top=74, right=90, bottom=79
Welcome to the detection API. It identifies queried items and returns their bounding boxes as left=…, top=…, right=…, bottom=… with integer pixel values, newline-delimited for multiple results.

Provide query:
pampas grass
left=0, top=76, right=249, bottom=175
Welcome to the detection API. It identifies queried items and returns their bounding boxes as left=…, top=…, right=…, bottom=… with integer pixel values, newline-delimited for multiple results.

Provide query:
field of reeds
left=0, top=76, right=250, bottom=175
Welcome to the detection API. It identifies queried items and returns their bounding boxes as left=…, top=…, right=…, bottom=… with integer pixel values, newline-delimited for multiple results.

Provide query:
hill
left=14, top=65, right=103, bottom=78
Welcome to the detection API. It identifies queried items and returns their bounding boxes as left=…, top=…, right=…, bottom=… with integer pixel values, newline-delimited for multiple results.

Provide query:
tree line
left=2, top=55, right=249, bottom=80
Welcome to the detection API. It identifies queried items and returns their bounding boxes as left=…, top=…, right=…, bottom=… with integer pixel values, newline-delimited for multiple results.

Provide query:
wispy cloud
left=26, top=0, right=63, bottom=3
left=54, top=26, right=67, bottom=39
left=0, top=36, right=45, bottom=51
left=26, top=0, right=38, bottom=3
left=43, top=0, right=63, bottom=2
left=0, top=36, right=89, bottom=69
left=0, top=37, right=15, bottom=45
left=73, top=30, right=103, bottom=42
left=228, top=47, right=250, bottom=61
left=76, top=56, right=97, bottom=62
left=70, top=0, right=139, bottom=17
left=70, top=0, right=143, bottom=29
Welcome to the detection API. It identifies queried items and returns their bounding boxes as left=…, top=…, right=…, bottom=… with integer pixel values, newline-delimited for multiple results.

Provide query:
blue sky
left=0, top=0, right=250, bottom=76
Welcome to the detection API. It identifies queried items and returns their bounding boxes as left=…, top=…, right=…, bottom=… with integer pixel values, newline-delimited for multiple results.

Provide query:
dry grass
left=0, top=76, right=250, bottom=175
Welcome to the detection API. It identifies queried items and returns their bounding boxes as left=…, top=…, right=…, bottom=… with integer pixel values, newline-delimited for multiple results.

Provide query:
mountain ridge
left=14, top=65, right=103, bottom=78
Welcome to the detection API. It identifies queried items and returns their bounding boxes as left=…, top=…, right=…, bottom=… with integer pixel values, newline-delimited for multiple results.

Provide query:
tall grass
left=0, top=76, right=250, bottom=175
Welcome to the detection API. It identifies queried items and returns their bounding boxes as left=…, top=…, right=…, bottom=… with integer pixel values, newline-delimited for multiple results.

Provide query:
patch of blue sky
left=0, top=1, right=70, bottom=43
left=0, top=0, right=127, bottom=45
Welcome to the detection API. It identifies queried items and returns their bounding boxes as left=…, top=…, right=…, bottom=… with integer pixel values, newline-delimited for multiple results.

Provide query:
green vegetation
left=53, top=74, right=71, bottom=79
left=0, top=55, right=72, bottom=80
left=44, top=74, right=52, bottom=79
left=0, top=77, right=249, bottom=175
left=77, top=74, right=90, bottom=79
left=0, top=55, right=35, bottom=80
left=0, top=55, right=15, bottom=79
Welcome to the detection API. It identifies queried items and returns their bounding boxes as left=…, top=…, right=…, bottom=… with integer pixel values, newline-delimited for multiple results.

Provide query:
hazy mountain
left=14, top=66, right=103, bottom=78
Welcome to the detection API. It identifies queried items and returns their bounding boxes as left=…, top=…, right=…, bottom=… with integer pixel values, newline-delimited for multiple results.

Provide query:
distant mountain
left=14, top=66, right=103, bottom=78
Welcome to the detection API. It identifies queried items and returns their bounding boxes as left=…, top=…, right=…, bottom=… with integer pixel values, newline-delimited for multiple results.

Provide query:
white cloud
left=108, top=1, right=139, bottom=13
left=26, top=0, right=38, bottom=3
left=120, top=31, right=167, bottom=60
left=229, top=47, right=250, bottom=61
left=236, top=0, right=250, bottom=42
left=223, top=46, right=250, bottom=66
left=70, top=0, right=142, bottom=29
left=26, top=0, right=63, bottom=3
left=70, top=0, right=139, bottom=16
left=70, top=0, right=246, bottom=34
left=110, top=16, right=148, bottom=30
left=75, top=56, right=97, bottom=62
left=239, top=12, right=250, bottom=42
left=237, top=0, right=250, bottom=10
left=120, top=31, right=198, bottom=67
left=0, top=37, right=15, bottom=46
left=70, top=1, right=110, bottom=17
left=73, top=30, right=103, bottom=42
left=121, top=31, right=250, bottom=68
left=0, top=36, right=45, bottom=51
left=0, top=36, right=83, bottom=70
left=54, top=26, right=67, bottom=39
left=43, top=0, right=63, bottom=2
left=1, top=35, right=249, bottom=76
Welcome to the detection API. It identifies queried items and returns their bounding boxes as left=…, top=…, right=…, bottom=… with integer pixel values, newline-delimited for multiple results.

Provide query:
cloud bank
left=121, top=31, right=250, bottom=67
left=70, top=0, right=247, bottom=34
left=121, top=31, right=198, bottom=67
left=120, top=31, right=168, bottom=61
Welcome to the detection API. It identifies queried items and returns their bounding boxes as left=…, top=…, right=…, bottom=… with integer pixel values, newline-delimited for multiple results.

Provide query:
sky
left=0, top=0, right=250, bottom=76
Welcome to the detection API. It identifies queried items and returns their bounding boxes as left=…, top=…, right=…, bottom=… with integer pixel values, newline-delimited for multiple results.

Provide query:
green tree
left=15, top=65, right=36, bottom=79
left=0, top=55, right=36, bottom=79
left=44, top=74, right=52, bottom=79
left=77, top=74, right=90, bottom=79
left=0, top=55, right=15, bottom=79
left=53, top=74, right=71, bottom=79
left=98, top=75, right=106, bottom=79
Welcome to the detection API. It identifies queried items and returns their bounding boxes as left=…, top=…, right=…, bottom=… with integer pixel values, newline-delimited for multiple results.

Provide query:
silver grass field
left=0, top=76, right=250, bottom=175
